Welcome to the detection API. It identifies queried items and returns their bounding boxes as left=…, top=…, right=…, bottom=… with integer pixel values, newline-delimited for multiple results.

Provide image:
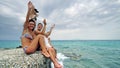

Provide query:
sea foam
left=51, top=53, right=69, bottom=68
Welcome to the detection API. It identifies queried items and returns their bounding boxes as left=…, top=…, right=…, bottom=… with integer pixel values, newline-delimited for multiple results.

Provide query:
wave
left=51, top=53, right=69, bottom=68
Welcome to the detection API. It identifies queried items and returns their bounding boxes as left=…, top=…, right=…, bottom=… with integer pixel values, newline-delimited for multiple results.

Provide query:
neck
left=38, top=29, right=41, bottom=31
left=28, top=29, right=33, bottom=33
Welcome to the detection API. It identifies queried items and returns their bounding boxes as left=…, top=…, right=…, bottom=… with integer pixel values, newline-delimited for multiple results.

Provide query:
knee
left=37, top=34, right=44, bottom=39
left=37, top=34, right=43, bottom=37
left=48, top=47, right=54, bottom=51
left=51, top=48, right=55, bottom=51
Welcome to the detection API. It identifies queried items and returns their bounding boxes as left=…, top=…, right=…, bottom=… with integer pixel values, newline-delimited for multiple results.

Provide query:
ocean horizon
left=0, top=40, right=120, bottom=48
left=0, top=40, right=120, bottom=68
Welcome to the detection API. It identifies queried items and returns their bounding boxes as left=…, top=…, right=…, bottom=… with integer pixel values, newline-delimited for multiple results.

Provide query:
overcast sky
left=0, top=0, right=120, bottom=40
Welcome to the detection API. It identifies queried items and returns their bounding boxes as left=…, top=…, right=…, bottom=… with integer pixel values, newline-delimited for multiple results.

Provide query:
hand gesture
left=51, top=24, right=55, bottom=29
left=43, top=19, right=47, bottom=25
left=28, top=1, right=33, bottom=9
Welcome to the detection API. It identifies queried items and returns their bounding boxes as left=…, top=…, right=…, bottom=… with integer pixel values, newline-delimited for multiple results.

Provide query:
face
left=28, top=22, right=35, bottom=30
left=37, top=24, right=43, bottom=30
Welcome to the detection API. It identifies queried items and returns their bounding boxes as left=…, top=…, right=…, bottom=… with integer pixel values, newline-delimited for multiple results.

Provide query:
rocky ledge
left=0, top=48, right=51, bottom=68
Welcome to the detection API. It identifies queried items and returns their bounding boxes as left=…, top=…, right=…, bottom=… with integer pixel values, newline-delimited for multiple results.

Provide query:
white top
left=44, top=36, right=52, bottom=48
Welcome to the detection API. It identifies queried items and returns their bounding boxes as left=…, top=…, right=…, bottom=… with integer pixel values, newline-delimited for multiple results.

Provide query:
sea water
left=0, top=40, right=120, bottom=68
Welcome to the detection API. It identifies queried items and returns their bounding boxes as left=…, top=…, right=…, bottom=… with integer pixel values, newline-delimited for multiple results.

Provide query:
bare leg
left=38, top=35, right=50, bottom=57
left=48, top=38, right=57, bottom=58
left=48, top=47, right=62, bottom=68
left=50, top=47, right=57, bottom=59
left=24, top=36, right=40, bottom=54
left=25, top=34, right=50, bottom=57
left=48, top=38, right=62, bottom=67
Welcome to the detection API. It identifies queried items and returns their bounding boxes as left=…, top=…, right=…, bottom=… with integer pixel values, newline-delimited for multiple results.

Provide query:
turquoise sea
left=0, top=40, right=120, bottom=68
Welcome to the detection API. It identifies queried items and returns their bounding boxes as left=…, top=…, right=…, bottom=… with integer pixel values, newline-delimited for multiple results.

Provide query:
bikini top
left=22, top=33, right=33, bottom=40
left=21, top=29, right=33, bottom=40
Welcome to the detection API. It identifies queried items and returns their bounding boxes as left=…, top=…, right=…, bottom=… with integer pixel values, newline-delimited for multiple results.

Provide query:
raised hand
left=28, top=1, right=33, bottom=9
left=43, top=19, right=47, bottom=25
left=51, top=24, right=55, bottom=29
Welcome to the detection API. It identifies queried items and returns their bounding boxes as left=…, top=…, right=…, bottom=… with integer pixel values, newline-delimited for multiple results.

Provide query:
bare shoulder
left=33, top=30, right=37, bottom=34
left=35, top=29, right=42, bottom=34
left=22, top=29, right=27, bottom=35
left=32, top=31, right=37, bottom=38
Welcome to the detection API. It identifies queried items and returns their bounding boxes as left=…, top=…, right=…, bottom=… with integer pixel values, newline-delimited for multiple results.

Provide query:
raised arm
left=45, top=24, right=55, bottom=37
left=41, top=19, right=47, bottom=34
left=23, top=1, right=33, bottom=30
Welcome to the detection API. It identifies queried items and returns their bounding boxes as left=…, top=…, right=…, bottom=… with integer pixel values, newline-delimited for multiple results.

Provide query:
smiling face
left=37, top=23, right=43, bottom=31
left=28, top=21, right=36, bottom=31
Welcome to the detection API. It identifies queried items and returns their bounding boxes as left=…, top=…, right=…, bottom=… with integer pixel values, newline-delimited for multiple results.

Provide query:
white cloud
left=64, top=0, right=98, bottom=17
left=64, top=3, right=89, bottom=16
left=0, top=5, right=14, bottom=17
left=51, top=29, right=80, bottom=40
left=0, top=1, right=26, bottom=24
left=51, top=27, right=120, bottom=40
left=118, top=0, right=120, bottom=3
left=0, top=0, right=120, bottom=40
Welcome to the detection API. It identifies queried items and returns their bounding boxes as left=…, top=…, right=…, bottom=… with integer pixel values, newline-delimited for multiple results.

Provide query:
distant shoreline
left=0, top=40, right=120, bottom=41
left=0, top=40, right=120, bottom=49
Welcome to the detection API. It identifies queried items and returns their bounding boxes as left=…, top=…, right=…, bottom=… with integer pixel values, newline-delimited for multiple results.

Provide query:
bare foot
left=54, top=63, right=62, bottom=68
left=41, top=51, right=50, bottom=58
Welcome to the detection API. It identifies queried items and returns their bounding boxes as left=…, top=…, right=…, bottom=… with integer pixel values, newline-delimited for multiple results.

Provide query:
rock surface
left=0, top=48, right=51, bottom=68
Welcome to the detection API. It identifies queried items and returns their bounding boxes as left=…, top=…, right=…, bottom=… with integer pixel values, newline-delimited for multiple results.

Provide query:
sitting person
left=21, top=1, right=50, bottom=57
left=21, top=1, right=62, bottom=68
left=34, top=19, right=62, bottom=68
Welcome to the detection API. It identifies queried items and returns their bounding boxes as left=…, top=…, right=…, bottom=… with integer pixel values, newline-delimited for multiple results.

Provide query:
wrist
left=44, top=24, right=47, bottom=26
left=28, top=8, right=31, bottom=11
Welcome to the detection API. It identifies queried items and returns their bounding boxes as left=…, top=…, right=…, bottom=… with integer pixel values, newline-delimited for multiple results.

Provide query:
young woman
left=34, top=20, right=62, bottom=68
left=21, top=1, right=50, bottom=57
left=21, top=1, right=62, bottom=68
